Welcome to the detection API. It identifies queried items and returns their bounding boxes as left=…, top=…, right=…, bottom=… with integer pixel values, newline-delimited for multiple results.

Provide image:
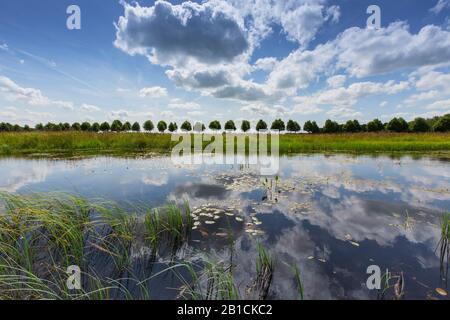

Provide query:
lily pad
left=435, top=288, right=448, bottom=296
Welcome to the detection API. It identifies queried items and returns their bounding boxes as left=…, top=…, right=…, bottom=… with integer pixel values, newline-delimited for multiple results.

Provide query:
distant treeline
left=1, top=114, right=449, bottom=133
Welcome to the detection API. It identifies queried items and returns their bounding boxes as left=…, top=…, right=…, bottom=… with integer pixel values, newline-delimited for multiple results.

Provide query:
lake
left=0, top=154, right=449, bottom=300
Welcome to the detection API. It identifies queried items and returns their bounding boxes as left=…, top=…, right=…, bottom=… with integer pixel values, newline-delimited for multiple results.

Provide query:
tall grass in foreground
left=0, top=132, right=450, bottom=155
left=284, top=263, right=304, bottom=300
left=143, top=201, right=192, bottom=255
left=0, top=192, right=279, bottom=300
left=245, top=244, right=274, bottom=300
left=177, top=257, right=240, bottom=300
left=0, top=192, right=193, bottom=299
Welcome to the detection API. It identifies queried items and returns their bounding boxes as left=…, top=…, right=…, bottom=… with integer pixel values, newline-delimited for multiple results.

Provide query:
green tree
left=111, top=120, right=123, bottom=132
left=181, top=121, right=192, bottom=131
left=62, top=123, right=71, bottom=131
left=91, top=122, right=100, bottom=132
left=122, top=122, right=132, bottom=131
left=224, top=120, right=236, bottom=131
left=80, top=122, right=91, bottom=131
left=209, top=120, right=221, bottom=130
left=387, top=117, right=408, bottom=132
left=286, top=120, right=301, bottom=132
left=4, top=123, right=13, bottom=131
left=241, top=120, right=251, bottom=132
left=303, top=121, right=320, bottom=133
left=168, top=122, right=178, bottom=132
left=71, top=122, right=81, bottom=131
left=44, top=122, right=56, bottom=131
left=432, top=115, right=450, bottom=132
left=256, top=119, right=268, bottom=131
left=271, top=119, right=286, bottom=131
left=343, top=120, right=361, bottom=133
left=132, top=122, right=141, bottom=132
left=323, top=119, right=340, bottom=133
left=23, top=125, right=31, bottom=131
left=100, top=122, right=110, bottom=131
left=410, top=117, right=430, bottom=132
left=143, top=120, right=154, bottom=132
left=367, top=119, right=384, bottom=132
left=157, top=121, right=167, bottom=132
left=35, top=123, right=44, bottom=131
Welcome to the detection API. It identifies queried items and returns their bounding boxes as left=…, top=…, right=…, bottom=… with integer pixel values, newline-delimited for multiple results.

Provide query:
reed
left=0, top=192, right=197, bottom=299
left=176, top=257, right=240, bottom=300
left=252, top=243, right=274, bottom=300
left=287, top=264, right=304, bottom=300
left=0, top=192, right=277, bottom=300
left=437, top=213, right=450, bottom=282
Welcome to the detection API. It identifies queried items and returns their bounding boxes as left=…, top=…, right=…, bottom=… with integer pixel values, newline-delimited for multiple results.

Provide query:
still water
left=1, top=154, right=449, bottom=299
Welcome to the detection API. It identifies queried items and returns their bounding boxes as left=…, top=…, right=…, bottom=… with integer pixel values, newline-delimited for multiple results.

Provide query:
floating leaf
left=435, top=288, right=448, bottom=296
left=349, top=241, right=360, bottom=247
left=215, top=232, right=228, bottom=237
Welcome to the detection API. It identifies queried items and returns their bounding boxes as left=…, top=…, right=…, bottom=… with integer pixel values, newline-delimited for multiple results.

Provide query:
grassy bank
left=0, top=131, right=449, bottom=156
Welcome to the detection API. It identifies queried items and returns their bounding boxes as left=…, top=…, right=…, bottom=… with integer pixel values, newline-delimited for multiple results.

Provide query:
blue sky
left=0, top=0, right=450, bottom=126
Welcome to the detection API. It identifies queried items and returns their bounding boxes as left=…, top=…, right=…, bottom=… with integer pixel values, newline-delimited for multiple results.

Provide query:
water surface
left=1, top=154, right=449, bottom=299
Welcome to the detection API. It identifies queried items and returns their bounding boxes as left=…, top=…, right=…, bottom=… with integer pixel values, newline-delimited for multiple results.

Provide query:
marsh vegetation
left=0, top=193, right=285, bottom=300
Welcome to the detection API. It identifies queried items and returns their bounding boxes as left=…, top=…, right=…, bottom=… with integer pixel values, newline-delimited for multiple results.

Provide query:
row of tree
left=1, top=114, right=449, bottom=133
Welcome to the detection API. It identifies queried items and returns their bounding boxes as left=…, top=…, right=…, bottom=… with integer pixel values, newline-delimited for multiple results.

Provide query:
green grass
left=0, top=192, right=193, bottom=299
left=250, top=243, right=274, bottom=300
left=0, top=132, right=172, bottom=155
left=0, top=191, right=274, bottom=300
left=0, top=131, right=450, bottom=156
left=143, top=201, right=193, bottom=253
left=279, top=132, right=450, bottom=153
left=437, top=213, right=450, bottom=282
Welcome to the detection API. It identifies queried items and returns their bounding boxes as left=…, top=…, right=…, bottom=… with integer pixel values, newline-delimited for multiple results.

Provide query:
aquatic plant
left=437, top=213, right=450, bottom=283
left=144, top=208, right=162, bottom=249
left=176, top=256, right=239, bottom=300
left=377, top=270, right=392, bottom=300
left=376, top=270, right=405, bottom=300
left=288, top=264, right=304, bottom=300
left=143, top=200, right=192, bottom=254
left=0, top=192, right=197, bottom=300
left=251, top=243, right=274, bottom=300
